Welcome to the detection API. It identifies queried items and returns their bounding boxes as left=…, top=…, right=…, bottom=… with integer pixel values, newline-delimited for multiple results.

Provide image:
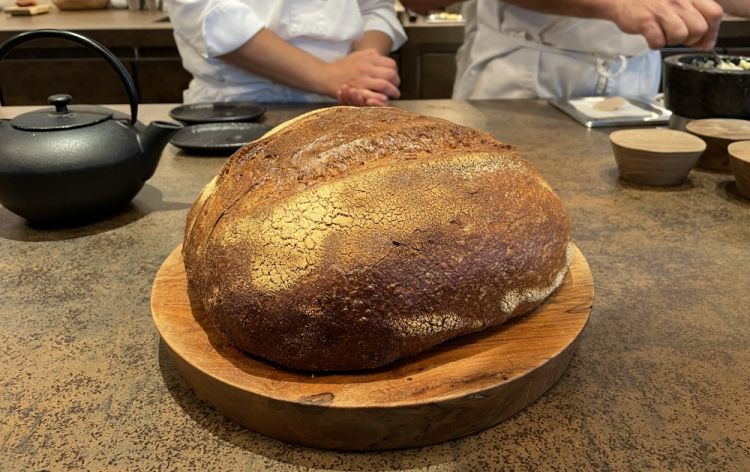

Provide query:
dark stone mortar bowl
left=663, top=54, right=750, bottom=120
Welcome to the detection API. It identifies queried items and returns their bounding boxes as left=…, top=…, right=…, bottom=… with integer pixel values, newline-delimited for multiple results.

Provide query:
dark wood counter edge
left=718, top=16, right=750, bottom=40
left=0, top=29, right=176, bottom=48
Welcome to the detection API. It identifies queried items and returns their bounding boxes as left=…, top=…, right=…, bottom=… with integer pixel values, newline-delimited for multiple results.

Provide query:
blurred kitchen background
left=0, top=0, right=748, bottom=105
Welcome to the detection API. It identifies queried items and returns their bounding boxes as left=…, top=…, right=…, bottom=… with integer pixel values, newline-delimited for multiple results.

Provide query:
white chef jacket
left=454, top=0, right=661, bottom=100
left=166, top=0, right=407, bottom=103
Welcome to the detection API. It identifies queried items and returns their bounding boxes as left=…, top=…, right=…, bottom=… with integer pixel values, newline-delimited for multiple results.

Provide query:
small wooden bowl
left=685, top=118, right=750, bottom=171
left=728, top=140, right=750, bottom=199
left=609, top=129, right=706, bottom=186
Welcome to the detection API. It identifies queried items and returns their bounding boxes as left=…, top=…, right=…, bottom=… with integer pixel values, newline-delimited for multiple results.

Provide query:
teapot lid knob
left=10, top=93, right=112, bottom=131
left=48, top=94, right=72, bottom=114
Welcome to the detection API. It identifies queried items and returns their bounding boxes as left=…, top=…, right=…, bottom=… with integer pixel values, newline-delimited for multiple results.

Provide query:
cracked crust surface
left=183, top=107, right=571, bottom=371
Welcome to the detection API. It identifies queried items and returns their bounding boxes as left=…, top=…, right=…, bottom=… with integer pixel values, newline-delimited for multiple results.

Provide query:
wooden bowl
left=685, top=118, right=750, bottom=171
left=728, top=140, right=750, bottom=199
left=51, top=0, right=110, bottom=10
left=609, top=129, right=706, bottom=186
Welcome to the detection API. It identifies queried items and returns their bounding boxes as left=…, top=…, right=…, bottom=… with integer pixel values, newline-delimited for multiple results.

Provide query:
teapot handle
left=0, top=29, right=138, bottom=125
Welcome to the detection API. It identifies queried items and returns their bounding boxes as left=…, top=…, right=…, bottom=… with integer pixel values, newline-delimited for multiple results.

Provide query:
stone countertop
left=0, top=9, right=172, bottom=46
left=1, top=100, right=748, bottom=471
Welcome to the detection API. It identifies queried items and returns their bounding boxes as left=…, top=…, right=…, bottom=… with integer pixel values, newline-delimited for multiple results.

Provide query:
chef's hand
left=337, top=84, right=390, bottom=107
left=604, top=0, right=724, bottom=50
left=220, top=29, right=399, bottom=104
left=323, top=49, right=400, bottom=102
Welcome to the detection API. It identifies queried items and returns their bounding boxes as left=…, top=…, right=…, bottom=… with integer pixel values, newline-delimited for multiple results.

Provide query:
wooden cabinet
left=0, top=13, right=191, bottom=106
left=132, top=47, right=192, bottom=103
left=0, top=47, right=136, bottom=105
left=397, top=20, right=463, bottom=100
left=0, top=44, right=191, bottom=106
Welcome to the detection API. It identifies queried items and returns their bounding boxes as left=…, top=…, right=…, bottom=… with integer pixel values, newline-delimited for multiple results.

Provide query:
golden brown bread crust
left=183, top=107, right=571, bottom=371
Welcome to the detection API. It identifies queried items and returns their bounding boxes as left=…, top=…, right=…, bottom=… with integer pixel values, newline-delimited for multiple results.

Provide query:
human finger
left=370, top=54, right=398, bottom=70
left=675, top=2, right=710, bottom=46
left=353, top=48, right=395, bottom=67
left=345, top=87, right=388, bottom=107
left=336, top=84, right=348, bottom=104
left=365, top=96, right=389, bottom=107
left=639, top=20, right=667, bottom=49
left=359, top=77, right=400, bottom=99
left=658, top=9, right=691, bottom=45
left=692, top=0, right=724, bottom=49
left=359, top=88, right=389, bottom=106
left=337, top=85, right=365, bottom=106
left=355, top=54, right=399, bottom=85
left=363, top=64, right=401, bottom=86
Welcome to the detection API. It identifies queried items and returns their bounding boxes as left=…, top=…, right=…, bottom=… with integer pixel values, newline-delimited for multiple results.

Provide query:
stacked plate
left=168, top=102, right=272, bottom=155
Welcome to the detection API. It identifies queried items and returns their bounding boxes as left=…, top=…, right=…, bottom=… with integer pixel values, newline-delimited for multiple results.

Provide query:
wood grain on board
left=151, top=244, right=594, bottom=450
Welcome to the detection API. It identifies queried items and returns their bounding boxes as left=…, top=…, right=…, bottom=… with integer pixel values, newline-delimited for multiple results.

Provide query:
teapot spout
left=140, top=121, right=182, bottom=180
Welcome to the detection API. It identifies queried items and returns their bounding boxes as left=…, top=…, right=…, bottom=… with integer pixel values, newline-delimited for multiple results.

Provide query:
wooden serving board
left=151, top=244, right=594, bottom=450
left=3, top=4, right=52, bottom=15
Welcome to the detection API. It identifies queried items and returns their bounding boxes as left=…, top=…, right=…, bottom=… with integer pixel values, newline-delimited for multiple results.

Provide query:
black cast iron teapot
left=0, top=29, right=181, bottom=224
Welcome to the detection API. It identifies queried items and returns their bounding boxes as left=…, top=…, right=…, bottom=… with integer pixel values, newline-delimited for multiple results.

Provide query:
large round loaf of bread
left=183, top=107, right=571, bottom=371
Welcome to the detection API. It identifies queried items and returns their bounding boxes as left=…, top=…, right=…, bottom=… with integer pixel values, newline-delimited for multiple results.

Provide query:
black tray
left=170, top=122, right=273, bottom=155
left=169, top=102, right=266, bottom=124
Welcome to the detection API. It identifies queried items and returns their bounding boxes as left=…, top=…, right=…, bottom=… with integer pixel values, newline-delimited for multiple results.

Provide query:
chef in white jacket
left=453, top=2, right=664, bottom=100
left=166, top=0, right=407, bottom=105
left=402, top=0, right=749, bottom=100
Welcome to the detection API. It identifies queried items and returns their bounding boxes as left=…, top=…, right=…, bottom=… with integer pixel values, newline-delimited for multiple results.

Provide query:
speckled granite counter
left=1, top=101, right=748, bottom=471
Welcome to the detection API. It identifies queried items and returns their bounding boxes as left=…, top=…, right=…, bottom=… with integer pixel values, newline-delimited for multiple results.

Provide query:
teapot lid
left=11, top=94, right=112, bottom=131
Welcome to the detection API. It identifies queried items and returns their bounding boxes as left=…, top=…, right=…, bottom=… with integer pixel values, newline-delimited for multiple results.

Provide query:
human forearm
left=219, top=28, right=332, bottom=97
left=506, top=0, right=724, bottom=50
left=716, top=0, right=750, bottom=17
left=344, top=31, right=399, bottom=107
left=220, top=27, right=399, bottom=100
left=358, top=0, right=408, bottom=51
left=499, top=0, right=614, bottom=18
left=352, top=30, right=393, bottom=56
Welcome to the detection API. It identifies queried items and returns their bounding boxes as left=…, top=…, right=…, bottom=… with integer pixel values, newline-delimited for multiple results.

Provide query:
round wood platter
left=151, top=244, right=594, bottom=451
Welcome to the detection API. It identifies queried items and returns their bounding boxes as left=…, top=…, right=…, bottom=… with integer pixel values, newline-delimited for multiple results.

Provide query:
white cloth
left=454, top=0, right=661, bottom=100
left=166, top=0, right=407, bottom=103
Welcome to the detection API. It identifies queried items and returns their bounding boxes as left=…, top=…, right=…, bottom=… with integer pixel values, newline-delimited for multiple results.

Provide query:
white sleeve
left=357, top=0, right=408, bottom=51
left=168, top=0, right=264, bottom=58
